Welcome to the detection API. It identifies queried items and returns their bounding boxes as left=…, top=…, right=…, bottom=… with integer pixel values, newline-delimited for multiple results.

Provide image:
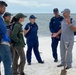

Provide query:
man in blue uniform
left=24, top=15, right=44, bottom=65
left=49, top=8, right=63, bottom=62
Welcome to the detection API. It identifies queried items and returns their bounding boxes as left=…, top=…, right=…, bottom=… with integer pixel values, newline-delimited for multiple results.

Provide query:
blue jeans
left=0, top=44, right=12, bottom=75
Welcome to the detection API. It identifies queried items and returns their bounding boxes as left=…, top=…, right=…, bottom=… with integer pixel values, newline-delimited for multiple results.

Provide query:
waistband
left=1, top=41, right=10, bottom=46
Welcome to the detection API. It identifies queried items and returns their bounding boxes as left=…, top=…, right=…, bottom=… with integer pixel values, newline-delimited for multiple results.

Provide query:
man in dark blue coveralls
left=49, top=8, right=63, bottom=62
left=24, top=15, right=44, bottom=65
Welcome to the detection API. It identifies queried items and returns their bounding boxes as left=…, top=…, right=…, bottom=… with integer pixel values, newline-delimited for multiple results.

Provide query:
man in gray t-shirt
left=52, top=8, right=76, bottom=69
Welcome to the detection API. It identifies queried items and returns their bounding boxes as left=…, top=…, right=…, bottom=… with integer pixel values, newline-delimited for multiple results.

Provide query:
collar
left=17, top=22, right=23, bottom=26
left=30, top=22, right=36, bottom=25
left=54, top=15, right=60, bottom=18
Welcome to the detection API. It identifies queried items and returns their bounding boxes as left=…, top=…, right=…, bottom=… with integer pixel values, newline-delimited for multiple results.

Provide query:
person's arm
left=66, top=18, right=76, bottom=31
left=52, top=29, right=62, bottom=37
left=0, top=17, right=7, bottom=34
left=69, top=25, right=76, bottom=31
left=49, top=18, right=55, bottom=33
left=57, top=29, right=62, bottom=35
left=11, top=24, right=20, bottom=43
left=24, top=24, right=30, bottom=35
left=24, top=27, right=30, bottom=35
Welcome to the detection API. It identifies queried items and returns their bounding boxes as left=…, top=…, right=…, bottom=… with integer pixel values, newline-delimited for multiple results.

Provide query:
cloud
left=3, top=0, right=76, bottom=13
left=6, top=0, right=51, bottom=7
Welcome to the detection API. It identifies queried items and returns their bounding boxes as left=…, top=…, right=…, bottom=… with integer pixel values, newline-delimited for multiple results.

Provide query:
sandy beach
left=1, top=36, right=76, bottom=75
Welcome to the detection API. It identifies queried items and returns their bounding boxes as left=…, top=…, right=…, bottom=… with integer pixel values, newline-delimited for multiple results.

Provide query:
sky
left=2, top=0, right=76, bottom=13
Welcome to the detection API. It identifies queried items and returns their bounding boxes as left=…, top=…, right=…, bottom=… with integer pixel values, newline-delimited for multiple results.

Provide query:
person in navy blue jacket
left=49, top=8, right=63, bottom=62
left=24, top=15, right=44, bottom=65
left=0, top=1, right=12, bottom=75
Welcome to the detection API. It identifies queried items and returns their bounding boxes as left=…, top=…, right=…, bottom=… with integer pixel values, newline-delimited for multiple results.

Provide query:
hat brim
left=61, top=11, right=70, bottom=13
left=30, top=17, right=37, bottom=19
left=23, top=15, right=27, bottom=18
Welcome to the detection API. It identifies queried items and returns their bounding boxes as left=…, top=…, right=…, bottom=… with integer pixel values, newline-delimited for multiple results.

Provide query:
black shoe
left=54, top=59, right=58, bottom=62
left=28, top=63, right=31, bottom=65
left=57, top=64, right=64, bottom=67
left=66, top=66, right=71, bottom=70
left=20, top=72, right=26, bottom=75
left=38, top=61, right=44, bottom=64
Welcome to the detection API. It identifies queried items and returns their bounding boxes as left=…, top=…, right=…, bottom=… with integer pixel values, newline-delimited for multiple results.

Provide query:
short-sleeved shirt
left=61, top=18, right=76, bottom=41
left=24, top=22, right=38, bottom=41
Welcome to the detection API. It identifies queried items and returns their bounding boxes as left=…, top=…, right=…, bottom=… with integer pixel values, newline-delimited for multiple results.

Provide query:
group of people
left=49, top=8, right=76, bottom=69
left=0, top=1, right=76, bottom=75
left=0, top=1, right=44, bottom=75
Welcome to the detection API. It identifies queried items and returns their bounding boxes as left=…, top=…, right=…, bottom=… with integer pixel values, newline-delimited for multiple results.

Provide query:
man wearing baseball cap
left=53, top=8, right=76, bottom=69
left=3, top=12, right=12, bottom=26
left=49, top=8, right=63, bottom=62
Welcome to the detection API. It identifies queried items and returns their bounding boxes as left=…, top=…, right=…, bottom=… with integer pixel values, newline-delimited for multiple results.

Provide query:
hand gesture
left=28, top=26, right=30, bottom=31
left=65, top=18, right=71, bottom=25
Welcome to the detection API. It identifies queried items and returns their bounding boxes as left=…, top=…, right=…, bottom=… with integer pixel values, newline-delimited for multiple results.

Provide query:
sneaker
left=54, top=59, right=58, bottom=62
left=66, top=66, right=71, bottom=70
left=38, top=61, right=44, bottom=64
left=57, top=64, right=64, bottom=67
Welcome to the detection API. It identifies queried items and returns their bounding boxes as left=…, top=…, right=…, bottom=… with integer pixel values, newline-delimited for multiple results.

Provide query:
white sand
left=1, top=37, right=76, bottom=75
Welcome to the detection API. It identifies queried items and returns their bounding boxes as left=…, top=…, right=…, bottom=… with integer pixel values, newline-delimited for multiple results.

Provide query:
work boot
left=54, top=59, right=58, bottom=62
left=28, top=62, right=31, bottom=65
left=38, top=61, right=44, bottom=64
left=66, top=66, right=71, bottom=70
left=57, top=64, right=64, bottom=67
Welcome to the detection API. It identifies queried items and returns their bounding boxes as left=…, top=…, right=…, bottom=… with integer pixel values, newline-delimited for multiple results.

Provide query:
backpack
left=6, top=23, right=16, bottom=42
left=70, top=18, right=76, bottom=35
left=7, top=23, right=15, bottom=38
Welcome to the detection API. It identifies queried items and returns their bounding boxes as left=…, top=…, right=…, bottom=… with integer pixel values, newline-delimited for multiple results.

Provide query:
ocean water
left=22, top=14, right=76, bottom=37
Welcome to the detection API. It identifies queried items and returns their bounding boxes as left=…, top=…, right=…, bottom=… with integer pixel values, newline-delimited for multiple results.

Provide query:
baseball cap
left=53, top=8, right=59, bottom=13
left=29, top=15, right=37, bottom=19
left=61, top=8, right=70, bottom=13
left=3, top=12, right=12, bottom=18
left=15, top=13, right=27, bottom=19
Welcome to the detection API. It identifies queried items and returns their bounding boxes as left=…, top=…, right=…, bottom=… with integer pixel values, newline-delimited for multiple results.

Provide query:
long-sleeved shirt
left=0, top=16, right=10, bottom=43
left=49, top=15, right=63, bottom=33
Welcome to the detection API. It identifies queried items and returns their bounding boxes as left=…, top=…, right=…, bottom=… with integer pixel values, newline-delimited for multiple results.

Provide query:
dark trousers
left=12, top=47, right=25, bottom=74
left=26, top=40, right=42, bottom=63
left=51, top=38, right=59, bottom=60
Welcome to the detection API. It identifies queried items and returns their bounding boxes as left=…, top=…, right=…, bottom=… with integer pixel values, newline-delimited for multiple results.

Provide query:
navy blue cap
left=53, top=8, right=59, bottom=13
left=29, top=15, right=37, bottom=19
